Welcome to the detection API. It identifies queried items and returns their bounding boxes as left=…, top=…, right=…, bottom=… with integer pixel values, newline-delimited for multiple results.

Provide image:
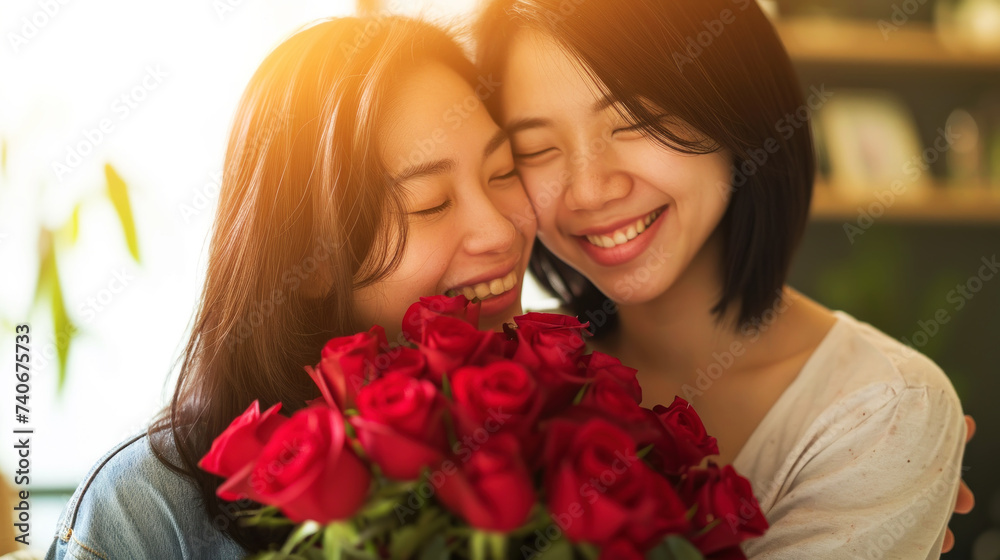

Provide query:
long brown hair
left=476, top=0, right=815, bottom=335
left=148, top=16, right=478, bottom=553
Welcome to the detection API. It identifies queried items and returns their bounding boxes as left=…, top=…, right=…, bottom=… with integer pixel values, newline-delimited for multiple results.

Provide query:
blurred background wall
left=0, top=0, right=996, bottom=557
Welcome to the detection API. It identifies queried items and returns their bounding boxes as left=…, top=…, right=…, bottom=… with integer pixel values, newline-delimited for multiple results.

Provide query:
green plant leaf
left=281, top=521, right=320, bottom=555
left=34, top=230, right=75, bottom=392
left=470, top=530, right=487, bottom=560
left=531, top=537, right=573, bottom=560
left=487, top=533, right=507, bottom=560
left=104, top=163, right=140, bottom=262
left=663, top=535, right=705, bottom=560
left=417, top=535, right=447, bottom=560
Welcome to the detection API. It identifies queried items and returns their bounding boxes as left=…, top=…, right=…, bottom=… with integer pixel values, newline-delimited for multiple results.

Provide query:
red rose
left=509, top=313, right=589, bottom=376
left=199, top=400, right=287, bottom=500
left=505, top=313, right=590, bottom=411
left=375, top=346, right=427, bottom=378
left=437, top=432, right=535, bottom=532
left=450, top=361, right=543, bottom=445
left=402, top=294, right=481, bottom=344
left=645, top=397, right=719, bottom=474
left=544, top=418, right=690, bottom=550
left=414, top=315, right=498, bottom=382
left=220, top=405, right=371, bottom=524
left=580, top=377, right=648, bottom=425
left=678, top=463, right=767, bottom=557
left=578, top=352, right=641, bottom=403
left=599, top=540, right=644, bottom=560
left=350, top=374, right=448, bottom=480
left=306, top=326, right=386, bottom=410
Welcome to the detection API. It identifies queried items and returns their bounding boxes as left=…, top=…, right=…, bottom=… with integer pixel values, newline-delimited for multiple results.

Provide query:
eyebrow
left=505, top=95, right=620, bottom=136
left=391, top=129, right=511, bottom=185
left=391, top=159, right=455, bottom=185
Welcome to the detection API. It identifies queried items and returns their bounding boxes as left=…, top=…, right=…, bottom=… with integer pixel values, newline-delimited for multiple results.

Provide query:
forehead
left=501, top=29, right=605, bottom=116
left=378, top=61, right=496, bottom=168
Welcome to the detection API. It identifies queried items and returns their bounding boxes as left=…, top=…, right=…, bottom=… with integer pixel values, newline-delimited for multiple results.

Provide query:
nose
left=461, top=185, right=518, bottom=256
left=564, top=147, right=632, bottom=212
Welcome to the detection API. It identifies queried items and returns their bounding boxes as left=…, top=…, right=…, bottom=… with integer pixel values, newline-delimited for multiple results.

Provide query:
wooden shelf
left=810, top=183, right=1000, bottom=224
left=776, top=18, right=1000, bottom=70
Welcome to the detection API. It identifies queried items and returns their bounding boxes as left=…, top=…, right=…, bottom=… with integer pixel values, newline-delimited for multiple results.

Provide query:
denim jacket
left=44, top=431, right=246, bottom=560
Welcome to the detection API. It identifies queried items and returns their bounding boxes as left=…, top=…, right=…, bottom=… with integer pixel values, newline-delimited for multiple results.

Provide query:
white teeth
left=489, top=278, right=504, bottom=295
left=451, top=270, right=518, bottom=301
left=584, top=207, right=664, bottom=250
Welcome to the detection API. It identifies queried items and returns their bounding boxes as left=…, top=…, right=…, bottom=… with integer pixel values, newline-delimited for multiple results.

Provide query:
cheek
left=519, top=172, right=561, bottom=233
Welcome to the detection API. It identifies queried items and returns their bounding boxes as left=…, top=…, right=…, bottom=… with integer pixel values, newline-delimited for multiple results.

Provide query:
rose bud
left=437, top=432, right=535, bottom=532
left=677, top=463, right=768, bottom=557
left=220, top=405, right=370, bottom=524
left=306, top=325, right=386, bottom=410
left=199, top=400, right=288, bottom=500
left=544, top=418, right=690, bottom=550
left=350, top=373, right=448, bottom=480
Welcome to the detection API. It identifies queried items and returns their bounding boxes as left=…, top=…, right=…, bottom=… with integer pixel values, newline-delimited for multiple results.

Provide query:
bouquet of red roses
left=199, top=295, right=767, bottom=559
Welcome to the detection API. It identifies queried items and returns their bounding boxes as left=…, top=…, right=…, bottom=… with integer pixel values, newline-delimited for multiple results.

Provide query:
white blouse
left=733, top=310, right=966, bottom=559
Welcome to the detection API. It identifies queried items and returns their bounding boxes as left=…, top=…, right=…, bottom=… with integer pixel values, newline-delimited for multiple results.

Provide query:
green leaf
left=70, top=204, right=80, bottom=244
left=531, top=537, right=573, bottom=560
left=487, top=533, right=507, bottom=560
left=281, top=521, right=321, bottom=555
left=417, top=534, right=447, bottom=560
left=322, top=524, right=343, bottom=560
left=571, top=380, right=592, bottom=406
left=440, top=371, right=452, bottom=399
left=34, top=231, right=75, bottom=392
left=470, top=531, right=487, bottom=560
left=104, top=163, right=140, bottom=262
left=663, top=535, right=705, bottom=560
left=637, top=443, right=654, bottom=459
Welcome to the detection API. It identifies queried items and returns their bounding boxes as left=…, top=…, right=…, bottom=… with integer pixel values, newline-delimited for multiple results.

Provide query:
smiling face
left=353, top=61, right=535, bottom=338
left=501, top=30, right=732, bottom=305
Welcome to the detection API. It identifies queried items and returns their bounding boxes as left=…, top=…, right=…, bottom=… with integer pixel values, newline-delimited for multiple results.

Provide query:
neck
left=608, top=229, right=739, bottom=381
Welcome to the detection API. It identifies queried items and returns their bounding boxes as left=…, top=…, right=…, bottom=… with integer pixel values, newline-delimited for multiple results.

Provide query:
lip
left=576, top=205, right=668, bottom=267
left=446, top=258, right=520, bottom=293
left=573, top=205, right=669, bottom=237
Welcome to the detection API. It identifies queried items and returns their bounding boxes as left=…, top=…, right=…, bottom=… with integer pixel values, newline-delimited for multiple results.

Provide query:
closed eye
left=613, top=123, right=646, bottom=135
left=411, top=199, right=452, bottom=216
left=491, top=168, right=519, bottom=182
left=512, top=148, right=555, bottom=160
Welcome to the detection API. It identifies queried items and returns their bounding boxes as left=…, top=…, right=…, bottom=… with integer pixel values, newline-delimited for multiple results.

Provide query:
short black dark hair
left=475, top=0, right=815, bottom=336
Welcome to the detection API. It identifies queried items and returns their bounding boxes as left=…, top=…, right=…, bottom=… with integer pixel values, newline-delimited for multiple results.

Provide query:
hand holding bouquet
left=199, top=295, right=767, bottom=559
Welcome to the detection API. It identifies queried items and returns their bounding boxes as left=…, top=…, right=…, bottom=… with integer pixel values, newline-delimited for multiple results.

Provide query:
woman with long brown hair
left=44, top=15, right=534, bottom=559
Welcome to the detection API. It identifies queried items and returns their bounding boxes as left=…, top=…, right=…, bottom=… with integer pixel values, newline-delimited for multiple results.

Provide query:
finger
left=955, top=479, right=974, bottom=514
left=965, top=415, right=976, bottom=442
left=943, top=528, right=954, bottom=553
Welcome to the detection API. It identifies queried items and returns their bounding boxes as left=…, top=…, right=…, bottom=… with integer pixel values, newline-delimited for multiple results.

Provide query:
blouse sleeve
left=742, top=384, right=966, bottom=560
